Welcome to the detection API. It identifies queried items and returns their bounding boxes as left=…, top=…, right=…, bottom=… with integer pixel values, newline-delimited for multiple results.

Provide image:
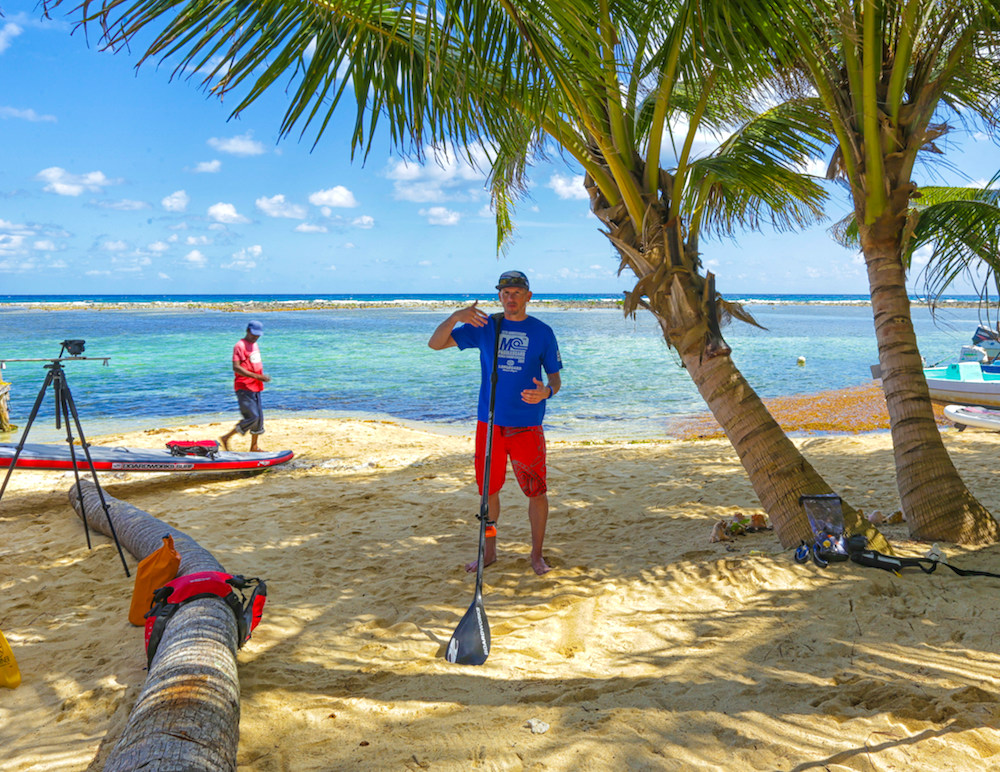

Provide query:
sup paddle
left=445, top=313, right=504, bottom=665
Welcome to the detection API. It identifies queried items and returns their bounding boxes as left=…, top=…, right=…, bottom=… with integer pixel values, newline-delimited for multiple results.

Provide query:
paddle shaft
left=474, top=314, right=504, bottom=598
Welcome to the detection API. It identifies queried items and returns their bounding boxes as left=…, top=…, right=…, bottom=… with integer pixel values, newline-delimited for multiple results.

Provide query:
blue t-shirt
left=452, top=315, right=562, bottom=427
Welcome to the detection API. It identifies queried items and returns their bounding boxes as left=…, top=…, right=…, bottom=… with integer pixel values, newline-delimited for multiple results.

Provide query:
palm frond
left=685, top=98, right=834, bottom=238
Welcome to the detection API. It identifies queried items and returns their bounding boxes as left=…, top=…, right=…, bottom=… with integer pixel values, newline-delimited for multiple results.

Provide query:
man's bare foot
left=250, top=447, right=266, bottom=453
left=218, top=436, right=230, bottom=451
left=465, top=556, right=497, bottom=573
left=531, top=555, right=551, bottom=576
left=466, top=538, right=497, bottom=572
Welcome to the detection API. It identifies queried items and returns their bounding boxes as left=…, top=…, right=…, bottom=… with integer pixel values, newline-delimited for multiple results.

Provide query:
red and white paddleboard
left=0, top=443, right=294, bottom=472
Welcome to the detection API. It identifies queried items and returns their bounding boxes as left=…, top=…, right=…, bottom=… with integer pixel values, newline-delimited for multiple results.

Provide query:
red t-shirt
left=233, top=338, right=264, bottom=392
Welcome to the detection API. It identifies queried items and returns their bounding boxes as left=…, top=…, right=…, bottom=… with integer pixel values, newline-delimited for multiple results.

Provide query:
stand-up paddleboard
left=943, top=404, right=1000, bottom=432
left=0, top=443, right=294, bottom=472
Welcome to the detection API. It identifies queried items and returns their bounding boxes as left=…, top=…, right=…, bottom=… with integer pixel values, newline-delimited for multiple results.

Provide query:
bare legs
left=527, top=494, right=551, bottom=575
left=465, top=492, right=500, bottom=573
left=465, top=492, right=551, bottom=576
left=219, top=428, right=235, bottom=450
left=218, top=428, right=262, bottom=452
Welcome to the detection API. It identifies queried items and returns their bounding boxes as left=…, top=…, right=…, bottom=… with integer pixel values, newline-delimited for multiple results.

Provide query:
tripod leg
left=58, top=371, right=131, bottom=577
left=57, top=379, right=94, bottom=551
left=0, top=367, right=56, bottom=503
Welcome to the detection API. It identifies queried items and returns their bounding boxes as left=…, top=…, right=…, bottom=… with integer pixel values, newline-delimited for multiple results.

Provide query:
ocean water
left=0, top=294, right=992, bottom=441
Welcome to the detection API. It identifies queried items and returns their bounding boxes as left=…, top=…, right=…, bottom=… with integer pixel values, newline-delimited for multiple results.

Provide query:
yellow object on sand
left=0, top=629, right=21, bottom=689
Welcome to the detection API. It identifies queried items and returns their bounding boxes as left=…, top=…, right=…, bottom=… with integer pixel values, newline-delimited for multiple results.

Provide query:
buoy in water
left=796, top=356, right=806, bottom=366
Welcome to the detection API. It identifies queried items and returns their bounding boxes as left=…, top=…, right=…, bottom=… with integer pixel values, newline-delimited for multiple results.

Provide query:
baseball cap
left=247, top=320, right=264, bottom=336
left=496, top=270, right=530, bottom=290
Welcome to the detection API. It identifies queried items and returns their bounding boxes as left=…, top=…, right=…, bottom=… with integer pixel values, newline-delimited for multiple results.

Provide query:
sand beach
left=2, top=404, right=1000, bottom=771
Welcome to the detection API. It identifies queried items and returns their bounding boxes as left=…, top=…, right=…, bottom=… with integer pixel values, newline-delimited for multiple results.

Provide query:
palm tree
left=46, top=0, right=894, bottom=546
left=710, top=0, right=1000, bottom=544
left=835, top=181, right=1000, bottom=311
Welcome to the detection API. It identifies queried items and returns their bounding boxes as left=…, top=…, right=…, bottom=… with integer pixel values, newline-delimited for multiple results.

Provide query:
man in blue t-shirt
left=428, top=270, right=563, bottom=576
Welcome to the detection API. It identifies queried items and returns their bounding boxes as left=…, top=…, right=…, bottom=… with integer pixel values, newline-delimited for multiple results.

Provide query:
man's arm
left=428, top=300, right=488, bottom=350
left=232, top=344, right=270, bottom=383
left=233, top=361, right=270, bottom=383
left=546, top=371, right=561, bottom=398
left=521, top=371, right=561, bottom=404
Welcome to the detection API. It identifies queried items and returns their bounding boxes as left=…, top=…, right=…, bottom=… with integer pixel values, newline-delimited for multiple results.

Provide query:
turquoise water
left=0, top=298, right=991, bottom=441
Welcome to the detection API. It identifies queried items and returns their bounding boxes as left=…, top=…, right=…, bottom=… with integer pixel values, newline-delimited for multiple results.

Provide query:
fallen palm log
left=69, top=480, right=241, bottom=772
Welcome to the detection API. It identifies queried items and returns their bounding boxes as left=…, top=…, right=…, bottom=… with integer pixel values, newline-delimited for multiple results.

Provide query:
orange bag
left=128, top=535, right=181, bottom=626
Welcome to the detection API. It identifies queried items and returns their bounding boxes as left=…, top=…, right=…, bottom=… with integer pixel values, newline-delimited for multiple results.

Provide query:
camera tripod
left=0, top=341, right=130, bottom=576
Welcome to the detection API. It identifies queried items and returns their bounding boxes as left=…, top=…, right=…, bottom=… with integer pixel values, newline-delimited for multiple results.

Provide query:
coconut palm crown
left=703, top=0, right=1000, bottom=543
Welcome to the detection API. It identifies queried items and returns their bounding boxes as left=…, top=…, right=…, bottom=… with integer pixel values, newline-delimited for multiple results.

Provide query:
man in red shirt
left=219, top=320, right=271, bottom=452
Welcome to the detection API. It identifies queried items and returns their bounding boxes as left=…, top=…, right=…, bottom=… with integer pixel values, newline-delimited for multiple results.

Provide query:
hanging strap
left=850, top=549, right=1000, bottom=579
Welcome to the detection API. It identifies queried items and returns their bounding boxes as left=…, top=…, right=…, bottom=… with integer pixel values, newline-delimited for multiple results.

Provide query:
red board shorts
left=475, top=422, right=547, bottom=498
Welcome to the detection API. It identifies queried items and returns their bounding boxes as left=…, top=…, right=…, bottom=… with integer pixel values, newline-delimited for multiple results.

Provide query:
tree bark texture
left=69, top=480, right=241, bottom=772
left=589, top=175, right=878, bottom=548
left=863, top=228, right=1000, bottom=544
left=659, top=273, right=885, bottom=548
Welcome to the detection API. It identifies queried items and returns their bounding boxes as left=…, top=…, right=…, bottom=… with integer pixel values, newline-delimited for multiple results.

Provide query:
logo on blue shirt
left=499, top=331, right=528, bottom=372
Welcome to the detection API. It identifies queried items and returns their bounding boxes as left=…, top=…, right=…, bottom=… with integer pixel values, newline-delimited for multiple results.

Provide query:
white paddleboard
left=943, top=404, right=1000, bottom=432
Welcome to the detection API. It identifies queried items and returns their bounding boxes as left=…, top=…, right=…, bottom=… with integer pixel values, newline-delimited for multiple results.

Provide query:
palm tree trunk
left=864, top=233, right=1000, bottom=544
left=69, top=480, right=241, bottom=772
left=592, top=179, right=880, bottom=547
left=651, top=274, right=876, bottom=547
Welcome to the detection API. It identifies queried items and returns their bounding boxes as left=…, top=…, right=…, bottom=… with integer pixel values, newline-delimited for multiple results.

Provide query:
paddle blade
left=445, top=595, right=490, bottom=665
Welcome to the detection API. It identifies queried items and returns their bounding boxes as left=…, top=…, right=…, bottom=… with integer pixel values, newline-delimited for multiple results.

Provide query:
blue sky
left=1, top=4, right=996, bottom=297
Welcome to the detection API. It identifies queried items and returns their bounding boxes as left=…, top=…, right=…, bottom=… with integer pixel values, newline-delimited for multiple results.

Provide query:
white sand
left=2, top=418, right=1000, bottom=770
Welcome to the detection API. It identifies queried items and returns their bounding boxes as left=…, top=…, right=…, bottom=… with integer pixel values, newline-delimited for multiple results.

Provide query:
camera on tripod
left=0, top=339, right=128, bottom=575
left=60, top=339, right=86, bottom=357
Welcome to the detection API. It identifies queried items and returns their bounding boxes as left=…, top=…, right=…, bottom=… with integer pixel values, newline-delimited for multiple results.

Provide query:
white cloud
left=33, top=239, right=56, bottom=251
left=256, top=194, right=307, bottom=219
left=148, top=241, right=170, bottom=253
left=162, top=190, right=190, bottom=212
left=193, top=160, right=222, bottom=173
left=295, top=223, right=329, bottom=233
left=158, top=272, right=171, bottom=280
left=207, top=132, right=266, bottom=156
left=0, top=258, right=36, bottom=273
left=386, top=148, right=488, bottom=203
left=37, top=167, right=118, bottom=196
left=102, top=240, right=128, bottom=252
left=207, top=202, right=249, bottom=224
left=223, top=244, right=262, bottom=270
left=910, top=243, right=933, bottom=270
left=99, top=199, right=150, bottom=211
left=184, top=249, right=207, bottom=267
left=186, top=235, right=211, bottom=245
left=0, top=22, right=23, bottom=55
left=0, top=219, right=34, bottom=256
left=352, top=215, right=375, bottom=229
left=420, top=206, right=461, bottom=226
left=0, top=106, right=56, bottom=122
left=548, top=173, right=589, bottom=200
left=309, top=186, right=358, bottom=208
